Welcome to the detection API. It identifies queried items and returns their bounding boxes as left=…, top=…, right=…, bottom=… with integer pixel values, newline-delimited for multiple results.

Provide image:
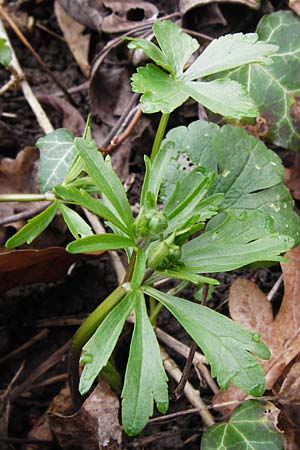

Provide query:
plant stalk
left=150, top=113, right=170, bottom=161
left=0, top=193, right=55, bottom=202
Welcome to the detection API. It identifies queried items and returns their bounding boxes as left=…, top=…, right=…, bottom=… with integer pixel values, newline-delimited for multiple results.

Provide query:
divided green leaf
left=144, top=287, right=270, bottom=396
left=58, top=203, right=93, bottom=239
left=224, top=11, right=300, bottom=151
left=128, top=20, right=278, bottom=118
left=0, top=37, right=12, bottom=67
left=201, top=400, right=284, bottom=450
left=67, top=233, right=136, bottom=253
left=36, top=129, right=77, bottom=192
left=122, top=291, right=168, bottom=435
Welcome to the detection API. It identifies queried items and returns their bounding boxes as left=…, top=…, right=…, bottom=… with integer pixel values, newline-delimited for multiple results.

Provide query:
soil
left=0, top=1, right=295, bottom=450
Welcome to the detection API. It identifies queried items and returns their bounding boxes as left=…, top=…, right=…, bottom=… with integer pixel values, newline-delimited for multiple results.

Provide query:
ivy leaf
left=122, top=291, right=168, bottom=435
left=36, top=129, right=77, bottom=193
left=75, top=137, right=134, bottom=233
left=143, top=287, right=270, bottom=396
left=58, top=203, right=93, bottom=239
left=182, top=210, right=294, bottom=272
left=66, top=233, right=136, bottom=254
left=224, top=11, right=300, bottom=151
left=0, top=38, right=12, bottom=67
left=128, top=20, right=278, bottom=117
left=184, top=33, right=278, bottom=80
left=79, top=292, right=135, bottom=395
left=201, top=400, right=284, bottom=450
left=162, top=121, right=300, bottom=243
left=6, top=202, right=58, bottom=248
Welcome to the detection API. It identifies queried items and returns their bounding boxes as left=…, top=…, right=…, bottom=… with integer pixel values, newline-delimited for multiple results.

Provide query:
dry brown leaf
left=58, top=0, right=104, bottom=30
left=284, top=154, right=300, bottom=200
left=289, top=0, right=300, bottom=15
left=213, top=247, right=300, bottom=411
left=55, top=1, right=90, bottom=77
left=0, top=247, right=78, bottom=298
left=179, top=0, right=260, bottom=14
left=49, top=378, right=122, bottom=450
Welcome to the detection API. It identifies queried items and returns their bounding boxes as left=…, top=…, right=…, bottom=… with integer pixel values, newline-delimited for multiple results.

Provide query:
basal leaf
left=0, top=37, right=12, bottom=67
left=225, top=11, right=300, bottom=150
left=66, top=233, right=136, bottom=253
left=184, top=33, right=277, bottom=80
left=36, top=129, right=77, bottom=192
left=143, top=287, right=270, bottom=396
left=162, top=121, right=300, bottom=243
left=6, top=201, right=58, bottom=248
left=182, top=210, right=294, bottom=272
left=74, top=137, right=134, bottom=232
left=79, top=292, right=135, bottom=394
left=58, top=203, right=93, bottom=239
left=122, top=291, right=168, bottom=435
left=201, top=400, right=283, bottom=450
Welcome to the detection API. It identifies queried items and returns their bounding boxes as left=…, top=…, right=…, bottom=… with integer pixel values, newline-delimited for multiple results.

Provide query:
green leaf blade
left=201, top=400, right=284, bottom=450
left=122, top=291, right=168, bottom=435
left=67, top=233, right=136, bottom=254
left=79, top=292, right=135, bottom=394
left=58, top=203, right=93, bottom=239
left=6, top=201, right=58, bottom=248
left=0, top=37, right=12, bottom=67
left=144, top=287, right=270, bottom=396
left=184, top=32, right=278, bottom=80
left=36, top=129, right=77, bottom=192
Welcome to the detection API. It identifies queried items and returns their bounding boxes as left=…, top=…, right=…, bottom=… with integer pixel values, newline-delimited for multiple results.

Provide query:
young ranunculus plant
left=2, top=20, right=297, bottom=448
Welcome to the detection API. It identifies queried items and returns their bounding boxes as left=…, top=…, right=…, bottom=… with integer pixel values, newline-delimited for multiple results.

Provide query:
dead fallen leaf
left=55, top=1, right=90, bottom=78
left=0, top=247, right=78, bottom=299
left=179, top=0, right=260, bottom=13
left=38, top=94, right=86, bottom=136
left=58, top=0, right=104, bottom=30
left=213, top=247, right=300, bottom=412
left=49, top=378, right=122, bottom=450
left=284, top=153, right=300, bottom=200
left=289, top=0, right=300, bottom=15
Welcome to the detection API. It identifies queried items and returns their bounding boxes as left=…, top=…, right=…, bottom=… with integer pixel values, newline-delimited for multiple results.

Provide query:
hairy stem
left=150, top=113, right=170, bottom=161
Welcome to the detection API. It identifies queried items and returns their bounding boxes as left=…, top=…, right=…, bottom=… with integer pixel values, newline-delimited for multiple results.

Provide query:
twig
left=0, top=64, right=19, bottom=95
left=0, top=329, right=48, bottom=365
left=26, top=373, right=68, bottom=391
left=82, top=208, right=126, bottom=283
left=160, top=346, right=215, bottom=427
left=0, top=202, right=51, bottom=226
left=10, top=340, right=71, bottom=401
left=267, top=274, right=283, bottom=301
left=100, top=105, right=142, bottom=153
left=0, top=6, right=76, bottom=107
left=0, top=18, right=53, bottom=134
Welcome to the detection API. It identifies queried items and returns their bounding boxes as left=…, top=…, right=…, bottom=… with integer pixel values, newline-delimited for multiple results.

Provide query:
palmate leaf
left=128, top=20, right=278, bottom=117
left=36, top=129, right=77, bottom=193
left=223, top=11, right=300, bottom=151
left=79, top=292, right=134, bottom=395
left=122, top=291, right=168, bottom=435
left=143, top=287, right=270, bottom=396
left=161, top=121, right=300, bottom=243
left=201, top=400, right=284, bottom=450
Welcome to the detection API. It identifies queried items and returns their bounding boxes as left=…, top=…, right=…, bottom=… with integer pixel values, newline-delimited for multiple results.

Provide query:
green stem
left=68, top=284, right=128, bottom=408
left=150, top=113, right=170, bottom=162
left=0, top=193, right=55, bottom=202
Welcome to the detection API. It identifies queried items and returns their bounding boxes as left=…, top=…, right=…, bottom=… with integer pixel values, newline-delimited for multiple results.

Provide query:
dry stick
left=160, top=346, right=215, bottom=427
left=0, top=329, right=48, bottom=365
left=0, top=6, right=75, bottom=107
left=26, top=373, right=68, bottom=391
left=82, top=208, right=126, bottom=283
left=0, top=19, right=53, bottom=134
left=0, top=202, right=51, bottom=227
left=100, top=105, right=143, bottom=153
left=10, top=339, right=71, bottom=401
left=267, top=274, right=283, bottom=301
left=0, top=64, right=19, bottom=95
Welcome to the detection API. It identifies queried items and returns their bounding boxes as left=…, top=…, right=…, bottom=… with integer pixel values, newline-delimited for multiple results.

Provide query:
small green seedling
left=3, top=20, right=298, bottom=446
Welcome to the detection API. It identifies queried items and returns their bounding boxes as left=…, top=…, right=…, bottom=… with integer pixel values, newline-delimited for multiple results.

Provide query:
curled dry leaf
left=49, top=378, right=122, bottom=450
left=54, top=1, right=90, bottom=78
left=0, top=247, right=78, bottom=299
left=179, top=0, right=260, bottom=14
left=58, top=0, right=158, bottom=32
left=213, top=247, right=300, bottom=412
left=284, top=154, right=300, bottom=200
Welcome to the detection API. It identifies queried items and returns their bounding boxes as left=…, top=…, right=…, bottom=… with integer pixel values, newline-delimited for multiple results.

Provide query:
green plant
left=2, top=20, right=297, bottom=446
